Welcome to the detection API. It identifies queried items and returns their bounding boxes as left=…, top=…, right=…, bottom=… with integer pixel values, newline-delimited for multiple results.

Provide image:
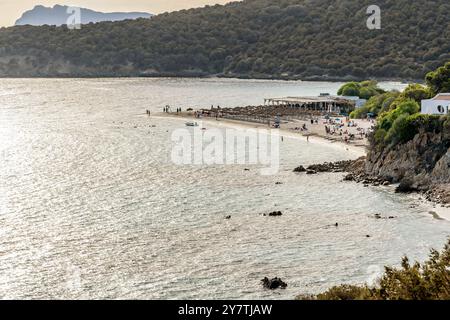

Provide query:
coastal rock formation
left=293, top=165, right=306, bottom=172
left=294, top=157, right=366, bottom=174
left=295, top=129, right=449, bottom=205
left=365, top=131, right=449, bottom=189
left=261, top=277, right=287, bottom=290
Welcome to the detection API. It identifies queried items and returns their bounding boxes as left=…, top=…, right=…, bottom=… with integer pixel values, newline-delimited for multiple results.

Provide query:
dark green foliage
left=426, top=62, right=450, bottom=95
left=299, top=239, right=450, bottom=300
left=338, top=80, right=385, bottom=99
left=357, top=61, right=450, bottom=146
left=338, top=82, right=360, bottom=96
left=350, top=91, right=400, bottom=119
left=0, top=0, right=449, bottom=78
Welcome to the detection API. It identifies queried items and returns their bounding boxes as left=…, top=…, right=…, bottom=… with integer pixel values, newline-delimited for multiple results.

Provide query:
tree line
left=0, top=0, right=449, bottom=79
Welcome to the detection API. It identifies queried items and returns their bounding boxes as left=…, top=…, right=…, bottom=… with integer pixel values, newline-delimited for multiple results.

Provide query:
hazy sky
left=0, top=0, right=235, bottom=27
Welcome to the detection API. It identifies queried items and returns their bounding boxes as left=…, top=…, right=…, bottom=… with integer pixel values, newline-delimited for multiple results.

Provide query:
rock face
left=15, top=5, right=152, bottom=26
left=294, top=127, right=449, bottom=205
left=365, top=130, right=449, bottom=190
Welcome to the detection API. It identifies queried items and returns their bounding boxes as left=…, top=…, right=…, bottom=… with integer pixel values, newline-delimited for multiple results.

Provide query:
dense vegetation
left=299, top=239, right=450, bottom=300
left=350, top=83, right=432, bottom=119
left=0, top=0, right=449, bottom=79
left=337, top=80, right=385, bottom=99
left=426, top=61, right=450, bottom=95
left=348, top=61, right=449, bottom=148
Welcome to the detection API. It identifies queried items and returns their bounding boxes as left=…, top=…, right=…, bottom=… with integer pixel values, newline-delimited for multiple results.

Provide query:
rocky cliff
left=365, top=129, right=450, bottom=189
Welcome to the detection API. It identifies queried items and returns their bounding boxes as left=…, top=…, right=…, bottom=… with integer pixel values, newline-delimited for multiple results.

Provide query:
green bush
left=350, top=91, right=400, bottom=119
left=338, top=80, right=385, bottom=100
left=385, top=114, right=416, bottom=144
left=299, top=239, right=450, bottom=300
left=378, top=99, right=419, bottom=132
left=426, top=61, right=450, bottom=95
left=338, top=82, right=360, bottom=96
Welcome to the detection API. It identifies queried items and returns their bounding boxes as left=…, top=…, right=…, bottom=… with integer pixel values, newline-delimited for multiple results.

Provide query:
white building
left=421, top=93, right=450, bottom=115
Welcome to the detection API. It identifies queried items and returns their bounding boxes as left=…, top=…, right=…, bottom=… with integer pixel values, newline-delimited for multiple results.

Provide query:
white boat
left=185, top=121, right=199, bottom=127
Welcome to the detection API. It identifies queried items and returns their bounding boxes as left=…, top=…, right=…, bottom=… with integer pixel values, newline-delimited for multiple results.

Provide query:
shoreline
left=0, top=74, right=421, bottom=83
left=161, top=112, right=367, bottom=156
left=156, top=112, right=450, bottom=221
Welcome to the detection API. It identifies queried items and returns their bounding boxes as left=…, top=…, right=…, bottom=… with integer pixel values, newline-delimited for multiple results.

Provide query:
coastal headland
left=160, top=102, right=449, bottom=218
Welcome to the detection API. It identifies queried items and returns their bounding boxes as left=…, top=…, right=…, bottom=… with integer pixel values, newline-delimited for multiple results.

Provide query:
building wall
left=421, top=99, right=450, bottom=115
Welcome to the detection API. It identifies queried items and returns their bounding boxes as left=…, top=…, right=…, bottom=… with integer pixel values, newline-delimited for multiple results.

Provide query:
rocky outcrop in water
left=261, top=277, right=287, bottom=290
left=263, top=211, right=283, bottom=217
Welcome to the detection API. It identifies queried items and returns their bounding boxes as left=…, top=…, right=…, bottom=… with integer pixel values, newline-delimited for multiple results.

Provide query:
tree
left=426, top=61, right=450, bottom=95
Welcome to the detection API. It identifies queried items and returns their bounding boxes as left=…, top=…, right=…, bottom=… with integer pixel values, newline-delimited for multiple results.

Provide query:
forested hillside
left=0, top=0, right=449, bottom=79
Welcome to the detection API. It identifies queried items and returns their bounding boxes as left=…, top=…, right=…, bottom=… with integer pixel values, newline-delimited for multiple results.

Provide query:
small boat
left=185, top=121, right=199, bottom=127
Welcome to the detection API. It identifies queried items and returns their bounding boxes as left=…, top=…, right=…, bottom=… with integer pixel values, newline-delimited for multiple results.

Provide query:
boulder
left=293, top=165, right=306, bottom=172
left=343, top=174, right=355, bottom=181
left=261, top=277, right=287, bottom=290
left=265, top=211, right=283, bottom=217
left=395, top=179, right=417, bottom=193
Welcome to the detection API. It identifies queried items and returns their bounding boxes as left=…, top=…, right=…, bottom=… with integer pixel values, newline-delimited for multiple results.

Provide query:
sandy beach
left=158, top=111, right=450, bottom=221
left=161, top=111, right=370, bottom=155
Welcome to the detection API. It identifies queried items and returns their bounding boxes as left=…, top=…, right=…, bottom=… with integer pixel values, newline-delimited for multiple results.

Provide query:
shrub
left=338, top=80, right=385, bottom=100
left=299, top=239, right=450, bottom=300
left=426, top=61, right=450, bottom=95
left=350, top=91, right=400, bottom=119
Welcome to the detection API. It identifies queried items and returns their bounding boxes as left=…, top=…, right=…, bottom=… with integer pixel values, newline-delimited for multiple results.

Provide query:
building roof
left=265, top=95, right=355, bottom=104
left=432, top=93, right=450, bottom=101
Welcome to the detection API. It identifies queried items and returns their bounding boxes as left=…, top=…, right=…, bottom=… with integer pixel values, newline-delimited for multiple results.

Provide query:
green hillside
left=0, top=0, right=449, bottom=79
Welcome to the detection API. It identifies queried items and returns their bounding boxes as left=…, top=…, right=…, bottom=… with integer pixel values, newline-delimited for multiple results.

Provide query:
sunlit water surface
left=0, top=78, right=448, bottom=299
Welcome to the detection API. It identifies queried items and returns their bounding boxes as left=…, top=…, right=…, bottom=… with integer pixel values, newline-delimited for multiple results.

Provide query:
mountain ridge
left=15, top=4, right=152, bottom=26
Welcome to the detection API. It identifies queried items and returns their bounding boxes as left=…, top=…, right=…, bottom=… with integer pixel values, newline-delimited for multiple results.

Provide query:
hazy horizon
left=0, top=0, right=236, bottom=27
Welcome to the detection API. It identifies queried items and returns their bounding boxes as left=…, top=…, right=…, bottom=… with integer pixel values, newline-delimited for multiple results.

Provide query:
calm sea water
left=0, top=78, right=448, bottom=299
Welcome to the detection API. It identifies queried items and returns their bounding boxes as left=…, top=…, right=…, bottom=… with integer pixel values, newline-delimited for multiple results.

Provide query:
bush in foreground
left=298, top=239, right=450, bottom=300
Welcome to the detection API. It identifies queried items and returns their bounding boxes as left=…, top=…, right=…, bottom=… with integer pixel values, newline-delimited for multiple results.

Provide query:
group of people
left=162, top=106, right=183, bottom=113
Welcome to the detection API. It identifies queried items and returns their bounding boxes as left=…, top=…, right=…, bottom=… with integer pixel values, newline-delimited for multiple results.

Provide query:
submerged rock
left=261, top=277, right=287, bottom=290
left=395, top=179, right=418, bottom=193
left=293, top=165, right=306, bottom=172
left=264, top=211, right=283, bottom=217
